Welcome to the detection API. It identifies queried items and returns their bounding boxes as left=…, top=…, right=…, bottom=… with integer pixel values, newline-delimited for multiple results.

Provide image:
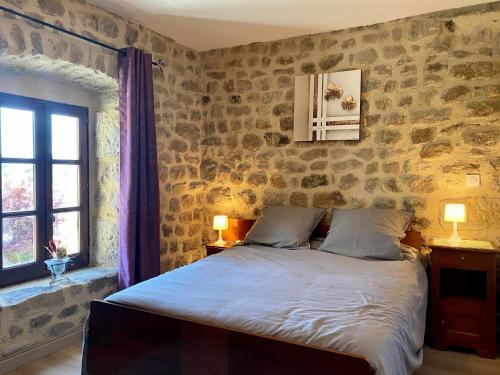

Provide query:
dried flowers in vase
left=44, top=240, right=72, bottom=286
left=45, top=239, right=68, bottom=259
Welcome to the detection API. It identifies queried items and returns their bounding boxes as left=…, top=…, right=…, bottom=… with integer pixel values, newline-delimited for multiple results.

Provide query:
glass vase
left=44, top=256, right=71, bottom=286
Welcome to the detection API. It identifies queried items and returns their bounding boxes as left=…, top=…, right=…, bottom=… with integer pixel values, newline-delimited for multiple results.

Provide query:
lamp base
left=213, top=230, right=227, bottom=246
left=447, top=221, right=462, bottom=243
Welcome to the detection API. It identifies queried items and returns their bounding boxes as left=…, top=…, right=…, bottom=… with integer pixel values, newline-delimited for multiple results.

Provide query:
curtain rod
left=0, top=5, right=162, bottom=67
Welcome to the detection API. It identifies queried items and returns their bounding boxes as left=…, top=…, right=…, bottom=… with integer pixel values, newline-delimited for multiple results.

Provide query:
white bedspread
left=107, top=246, right=428, bottom=375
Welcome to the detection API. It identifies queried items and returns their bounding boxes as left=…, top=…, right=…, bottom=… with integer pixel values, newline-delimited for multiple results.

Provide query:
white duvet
left=107, top=245, right=428, bottom=375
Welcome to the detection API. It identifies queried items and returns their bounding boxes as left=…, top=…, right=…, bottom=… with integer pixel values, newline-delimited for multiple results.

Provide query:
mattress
left=107, top=245, right=428, bottom=375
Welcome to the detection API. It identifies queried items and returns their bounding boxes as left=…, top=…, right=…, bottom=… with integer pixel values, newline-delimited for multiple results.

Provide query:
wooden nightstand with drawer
left=429, top=239, right=499, bottom=358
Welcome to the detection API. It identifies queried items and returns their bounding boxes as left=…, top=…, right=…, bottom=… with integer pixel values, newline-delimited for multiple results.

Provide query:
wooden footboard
left=83, top=300, right=372, bottom=375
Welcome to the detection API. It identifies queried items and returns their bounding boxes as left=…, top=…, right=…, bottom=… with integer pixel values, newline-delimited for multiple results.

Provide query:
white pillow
left=245, top=206, right=326, bottom=248
left=319, top=208, right=414, bottom=260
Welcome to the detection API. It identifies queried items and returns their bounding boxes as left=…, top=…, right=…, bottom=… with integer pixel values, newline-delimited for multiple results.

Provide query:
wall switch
left=466, top=174, right=480, bottom=187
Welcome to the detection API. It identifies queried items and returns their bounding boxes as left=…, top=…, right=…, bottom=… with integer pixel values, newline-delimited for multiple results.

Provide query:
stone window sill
left=0, top=266, right=117, bottom=361
left=0, top=266, right=117, bottom=308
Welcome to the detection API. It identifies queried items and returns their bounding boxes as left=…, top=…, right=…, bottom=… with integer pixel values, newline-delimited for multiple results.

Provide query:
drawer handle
left=459, top=256, right=465, bottom=261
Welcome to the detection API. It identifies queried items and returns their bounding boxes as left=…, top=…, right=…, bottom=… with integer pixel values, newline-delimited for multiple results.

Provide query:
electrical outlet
left=466, top=174, right=480, bottom=187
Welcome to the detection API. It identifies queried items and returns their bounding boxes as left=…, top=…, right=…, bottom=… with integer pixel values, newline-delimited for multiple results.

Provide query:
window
left=0, top=93, right=89, bottom=287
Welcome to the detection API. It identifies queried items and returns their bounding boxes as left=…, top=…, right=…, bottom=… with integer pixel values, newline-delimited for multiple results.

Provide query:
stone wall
left=0, top=268, right=116, bottom=359
left=0, top=0, right=205, bottom=362
left=0, top=0, right=207, bottom=270
left=0, top=0, right=498, bottom=364
left=91, top=95, right=120, bottom=265
left=3, top=0, right=496, bottom=270
left=200, top=2, right=500, bottom=244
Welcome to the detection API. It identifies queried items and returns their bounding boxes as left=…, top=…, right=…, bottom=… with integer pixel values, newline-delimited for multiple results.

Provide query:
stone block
left=372, top=197, right=396, bottom=209
left=312, top=191, right=347, bottom=208
left=465, top=98, right=500, bottom=117
left=411, top=128, right=436, bottom=144
left=441, top=85, right=470, bottom=102
left=38, top=0, right=65, bottom=16
left=450, top=62, right=500, bottom=79
left=301, top=174, right=328, bottom=189
left=58, top=305, right=79, bottom=319
left=383, top=45, right=406, bottom=59
left=300, top=148, right=328, bottom=161
left=29, top=314, right=52, bottom=329
left=340, top=174, right=360, bottom=189
left=420, top=142, right=453, bottom=158
left=318, top=53, right=344, bottom=70
left=354, top=48, right=378, bottom=64
left=410, top=108, right=451, bottom=123
left=332, top=159, right=363, bottom=173
left=289, top=192, right=308, bottom=207
left=247, top=171, right=268, bottom=187
left=264, top=132, right=290, bottom=147
left=461, top=126, right=499, bottom=146
left=375, top=129, right=402, bottom=145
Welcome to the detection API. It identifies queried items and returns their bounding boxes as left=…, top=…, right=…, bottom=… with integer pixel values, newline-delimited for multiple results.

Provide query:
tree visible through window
left=0, top=93, right=89, bottom=286
left=3, top=172, right=35, bottom=267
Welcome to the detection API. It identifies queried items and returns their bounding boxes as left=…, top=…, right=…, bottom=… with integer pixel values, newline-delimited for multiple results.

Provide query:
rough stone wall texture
left=0, top=0, right=204, bottom=360
left=91, top=96, right=120, bottom=265
left=0, top=0, right=499, bottom=362
left=200, top=2, right=500, bottom=245
left=0, top=0, right=207, bottom=270
left=0, top=268, right=116, bottom=359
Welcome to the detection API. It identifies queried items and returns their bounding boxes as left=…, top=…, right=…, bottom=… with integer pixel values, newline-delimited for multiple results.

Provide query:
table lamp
left=444, top=203, right=466, bottom=243
left=213, top=215, right=228, bottom=245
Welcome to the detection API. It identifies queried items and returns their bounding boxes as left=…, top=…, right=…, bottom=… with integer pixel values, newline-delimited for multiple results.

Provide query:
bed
left=82, top=220, right=427, bottom=375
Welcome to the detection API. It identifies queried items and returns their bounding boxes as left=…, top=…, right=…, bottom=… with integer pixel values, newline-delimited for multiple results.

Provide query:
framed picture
left=294, top=69, right=361, bottom=141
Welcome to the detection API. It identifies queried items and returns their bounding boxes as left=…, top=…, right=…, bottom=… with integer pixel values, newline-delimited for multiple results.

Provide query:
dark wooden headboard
left=225, top=218, right=422, bottom=250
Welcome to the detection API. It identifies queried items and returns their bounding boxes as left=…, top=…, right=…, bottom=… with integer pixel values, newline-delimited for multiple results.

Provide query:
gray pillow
left=319, top=208, right=414, bottom=260
left=244, top=206, right=326, bottom=248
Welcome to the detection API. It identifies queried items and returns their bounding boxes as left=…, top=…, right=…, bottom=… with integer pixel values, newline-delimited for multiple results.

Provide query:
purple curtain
left=118, top=47, right=160, bottom=289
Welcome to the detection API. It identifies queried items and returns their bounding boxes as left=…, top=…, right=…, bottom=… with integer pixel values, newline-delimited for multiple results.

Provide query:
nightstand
left=429, top=238, right=499, bottom=358
left=206, top=242, right=236, bottom=256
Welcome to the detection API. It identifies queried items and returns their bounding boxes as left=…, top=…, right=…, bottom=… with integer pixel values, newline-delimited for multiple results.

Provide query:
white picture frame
left=294, top=69, right=361, bottom=142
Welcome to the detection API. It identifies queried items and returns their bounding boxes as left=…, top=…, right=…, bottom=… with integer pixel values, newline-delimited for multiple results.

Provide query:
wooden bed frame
left=83, top=219, right=422, bottom=375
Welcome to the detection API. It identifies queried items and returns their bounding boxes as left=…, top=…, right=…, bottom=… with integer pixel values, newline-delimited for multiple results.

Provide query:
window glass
left=2, top=216, right=36, bottom=268
left=1, top=107, right=34, bottom=159
left=0, top=94, right=88, bottom=286
left=53, top=211, right=80, bottom=255
left=53, top=164, right=79, bottom=208
left=2, top=163, right=35, bottom=212
left=52, top=114, right=79, bottom=160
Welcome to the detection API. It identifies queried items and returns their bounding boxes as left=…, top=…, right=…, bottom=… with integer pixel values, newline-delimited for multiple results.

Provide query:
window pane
left=2, top=163, right=35, bottom=212
left=52, top=114, right=79, bottom=160
left=53, top=165, right=79, bottom=208
left=53, top=211, right=79, bottom=255
left=2, top=216, right=36, bottom=268
left=1, top=107, right=34, bottom=158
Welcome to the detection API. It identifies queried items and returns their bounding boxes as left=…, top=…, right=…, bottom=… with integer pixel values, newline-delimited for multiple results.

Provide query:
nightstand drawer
left=439, top=250, right=489, bottom=270
left=443, top=312, right=481, bottom=335
left=438, top=298, right=486, bottom=346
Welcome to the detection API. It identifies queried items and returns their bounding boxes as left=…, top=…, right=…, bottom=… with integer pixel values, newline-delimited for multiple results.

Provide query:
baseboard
left=0, top=329, right=82, bottom=374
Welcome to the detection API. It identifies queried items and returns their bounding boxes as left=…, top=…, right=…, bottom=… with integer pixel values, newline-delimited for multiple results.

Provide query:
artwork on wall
left=294, top=69, right=361, bottom=141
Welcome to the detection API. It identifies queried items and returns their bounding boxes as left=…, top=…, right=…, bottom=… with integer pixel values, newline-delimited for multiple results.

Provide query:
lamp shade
left=213, top=215, right=228, bottom=230
left=444, top=203, right=466, bottom=223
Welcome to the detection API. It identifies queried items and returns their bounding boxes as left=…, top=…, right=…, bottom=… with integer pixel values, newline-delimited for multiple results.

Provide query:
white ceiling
left=89, top=0, right=493, bottom=51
